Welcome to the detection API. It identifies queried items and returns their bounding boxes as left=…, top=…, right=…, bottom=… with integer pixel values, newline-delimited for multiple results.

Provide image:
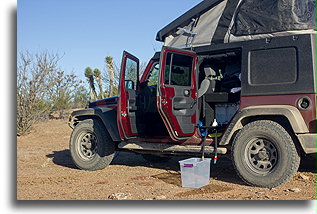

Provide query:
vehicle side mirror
left=125, top=80, right=134, bottom=90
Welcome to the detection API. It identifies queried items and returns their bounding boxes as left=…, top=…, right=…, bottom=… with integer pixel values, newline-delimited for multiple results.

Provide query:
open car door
left=117, top=51, right=139, bottom=140
left=157, top=47, right=198, bottom=141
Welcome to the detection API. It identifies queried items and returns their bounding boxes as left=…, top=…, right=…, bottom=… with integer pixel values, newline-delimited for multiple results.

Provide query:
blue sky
left=18, top=0, right=201, bottom=79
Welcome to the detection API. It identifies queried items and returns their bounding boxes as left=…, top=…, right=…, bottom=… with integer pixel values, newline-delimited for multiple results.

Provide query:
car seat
left=198, top=66, right=219, bottom=126
left=198, top=66, right=218, bottom=98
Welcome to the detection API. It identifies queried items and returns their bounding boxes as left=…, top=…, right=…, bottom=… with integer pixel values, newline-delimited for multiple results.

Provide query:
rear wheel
left=232, top=120, right=300, bottom=188
left=70, top=119, right=115, bottom=171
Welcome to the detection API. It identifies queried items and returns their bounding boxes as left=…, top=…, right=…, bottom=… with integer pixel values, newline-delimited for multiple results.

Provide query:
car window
left=125, top=57, right=138, bottom=90
left=147, top=63, right=160, bottom=86
left=164, top=53, right=193, bottom=86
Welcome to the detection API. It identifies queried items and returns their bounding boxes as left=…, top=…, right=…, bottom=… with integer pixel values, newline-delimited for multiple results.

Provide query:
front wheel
left=232, top=120, right=300, bottom=188
left=69, top=119, right=115, bottom=171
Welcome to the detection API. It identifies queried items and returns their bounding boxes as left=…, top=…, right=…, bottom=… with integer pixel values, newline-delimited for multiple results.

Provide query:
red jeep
left=68, top=1, right=316, bottom=188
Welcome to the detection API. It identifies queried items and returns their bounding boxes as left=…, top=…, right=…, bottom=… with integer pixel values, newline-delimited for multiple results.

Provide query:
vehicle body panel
left=117, top=51, right=140, bottom=140
left=69, top=107, right=120, bottom=142
left=157, top=47, right=198, bottom=141
left=89, top=96, right=118, bottom=109
left=240, top=94, right=316, bottom=133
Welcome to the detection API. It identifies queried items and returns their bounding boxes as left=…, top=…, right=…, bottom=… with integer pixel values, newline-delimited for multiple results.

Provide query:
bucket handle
left=183, top=164, right=194, bottom=167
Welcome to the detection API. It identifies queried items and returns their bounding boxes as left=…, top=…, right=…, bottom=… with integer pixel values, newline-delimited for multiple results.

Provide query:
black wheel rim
left=77, top=131, right=98, bottom=160
left=245, top=137, right=278, bottom=175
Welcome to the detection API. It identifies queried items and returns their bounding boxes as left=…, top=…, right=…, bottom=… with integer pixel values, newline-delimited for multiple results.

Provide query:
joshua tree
left=93, top=68, right=104, bottom=99
left=84, top=67, right=97, bottom=101
left=105, top=56, right=115, bottom=97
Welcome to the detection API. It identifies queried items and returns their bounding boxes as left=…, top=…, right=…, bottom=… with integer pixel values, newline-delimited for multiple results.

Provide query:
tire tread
left=69, top=119, right=115, bottom=171
left=231, top=120, right=300, bottom=188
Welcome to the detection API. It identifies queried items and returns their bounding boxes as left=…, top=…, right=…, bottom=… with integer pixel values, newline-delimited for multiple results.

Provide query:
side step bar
left=118, top=141, right=227, bottom=154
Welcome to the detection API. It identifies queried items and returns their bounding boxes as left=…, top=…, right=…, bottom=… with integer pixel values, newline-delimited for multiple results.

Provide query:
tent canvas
left=156, top=0, right=316, bottom=48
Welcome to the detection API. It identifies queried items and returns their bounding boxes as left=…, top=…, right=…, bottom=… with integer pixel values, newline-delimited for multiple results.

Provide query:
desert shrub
left=48, top=71, right=88, bottom=118
left=17, top=51, right=89, bottom=135
left=72, top=84, right=89, bottom=109
left=17, top=51, right=59, bottom=135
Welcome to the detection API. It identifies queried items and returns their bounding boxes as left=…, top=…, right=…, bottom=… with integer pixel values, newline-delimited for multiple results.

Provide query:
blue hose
left=198, top=121, right=207, bottom=137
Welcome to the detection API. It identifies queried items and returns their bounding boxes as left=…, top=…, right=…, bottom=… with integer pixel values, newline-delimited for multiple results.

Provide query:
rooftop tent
left=156, top=0, right=316, bottom=48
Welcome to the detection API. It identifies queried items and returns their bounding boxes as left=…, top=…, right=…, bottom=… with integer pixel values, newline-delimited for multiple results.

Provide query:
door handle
left=173, top=103, right=191, bottom=110
left=190, top=100, right=197, bottom=109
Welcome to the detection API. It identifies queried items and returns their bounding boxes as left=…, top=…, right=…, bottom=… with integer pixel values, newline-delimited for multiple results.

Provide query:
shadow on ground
left=47, top=149, right=316, bottom=187
left=46, top=150, right=77, bottom=169
left=111, top=151, right=246, bottom=185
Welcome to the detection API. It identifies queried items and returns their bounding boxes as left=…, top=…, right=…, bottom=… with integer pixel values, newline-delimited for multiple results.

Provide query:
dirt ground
left=17, top=119, right=316, bottom=200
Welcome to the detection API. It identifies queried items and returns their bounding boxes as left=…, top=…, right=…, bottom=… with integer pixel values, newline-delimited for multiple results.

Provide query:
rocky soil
left=17, top=119, right=316, bottom=200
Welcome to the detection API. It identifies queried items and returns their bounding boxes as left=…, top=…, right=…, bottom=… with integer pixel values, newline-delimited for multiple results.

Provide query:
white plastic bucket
left=179, top=158, right=211, bottom=188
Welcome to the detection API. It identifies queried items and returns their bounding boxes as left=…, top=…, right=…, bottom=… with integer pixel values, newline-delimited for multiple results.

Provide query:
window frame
left=163, top=52, right=194, bottom=87
left=146, top=62, right=160, bottom=86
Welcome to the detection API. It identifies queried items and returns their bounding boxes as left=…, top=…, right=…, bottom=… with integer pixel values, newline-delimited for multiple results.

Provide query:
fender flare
left=220, top=105, right=309, bottom=146
left=69, top=107, right=121, bottom=142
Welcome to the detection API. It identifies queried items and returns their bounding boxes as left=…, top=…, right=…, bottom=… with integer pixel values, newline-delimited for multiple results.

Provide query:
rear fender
left=69, top=108, right=120, bottom=142
left=220, top=105, right=309, bottom=146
